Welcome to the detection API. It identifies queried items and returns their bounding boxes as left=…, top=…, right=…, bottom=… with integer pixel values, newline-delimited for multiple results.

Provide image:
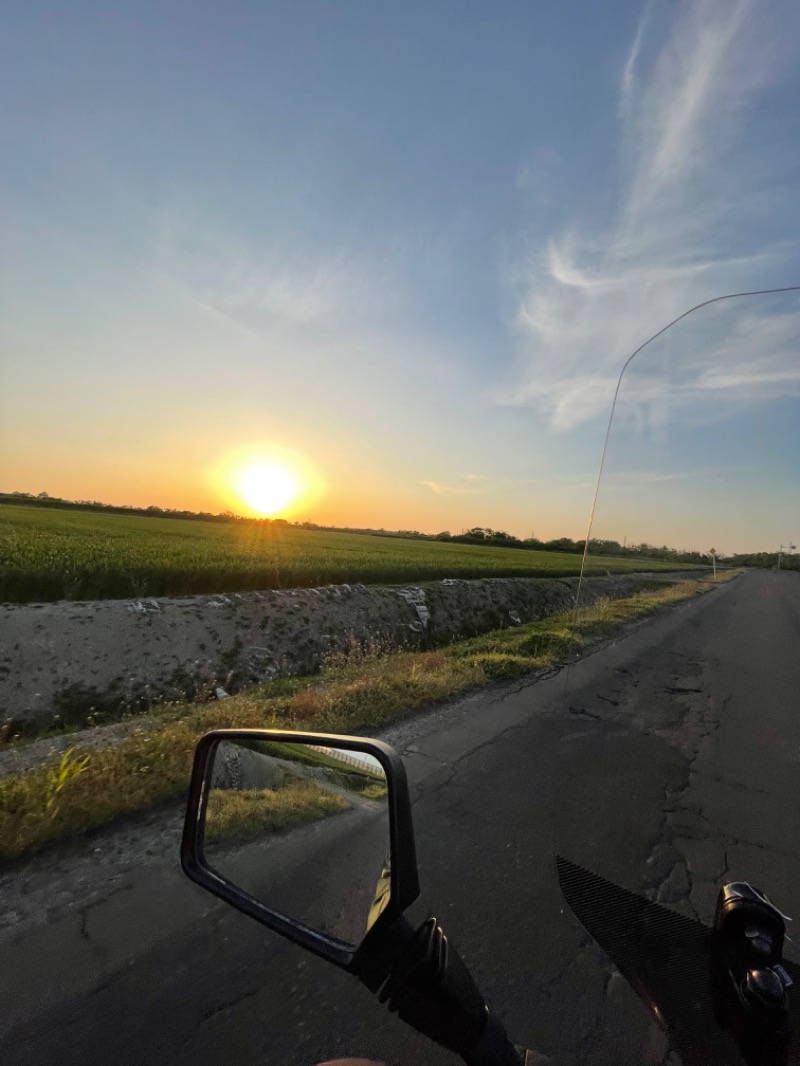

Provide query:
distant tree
left=546, top=537, right=579, bottom=553
left=489, top=530, right=519, bottom=544
left=522, top=537, right=544, bottom=550
left=588, top=538, right=622, bottom=555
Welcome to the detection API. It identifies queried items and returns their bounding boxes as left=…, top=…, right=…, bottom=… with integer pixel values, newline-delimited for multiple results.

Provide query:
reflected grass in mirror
left=360, top=782, right=388, bottom=799
left=205, top=778, right=349, bottom=846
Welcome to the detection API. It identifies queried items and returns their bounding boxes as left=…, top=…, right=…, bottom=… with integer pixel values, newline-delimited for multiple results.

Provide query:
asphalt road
left=2, top=570, right=799, bottom=1066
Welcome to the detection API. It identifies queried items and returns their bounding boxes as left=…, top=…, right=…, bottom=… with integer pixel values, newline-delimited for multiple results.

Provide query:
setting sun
left=236, top=460, right=301, bottom=516
left=210, top=445, right=322, bottom=518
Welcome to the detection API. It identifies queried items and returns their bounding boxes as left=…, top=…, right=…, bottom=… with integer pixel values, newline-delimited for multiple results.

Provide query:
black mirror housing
left=181, top=728, right=421, bottom=972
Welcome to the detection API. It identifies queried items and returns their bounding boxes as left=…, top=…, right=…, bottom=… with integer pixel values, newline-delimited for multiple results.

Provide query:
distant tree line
left=423, top=527, right=714, bottom=564
left=1, top=491, right=264, bottom=525
left=725, top=551, right=800, bottom=572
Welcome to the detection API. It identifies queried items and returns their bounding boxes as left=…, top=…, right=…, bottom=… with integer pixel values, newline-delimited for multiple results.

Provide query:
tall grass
left=204, top=781, right=348, bottom=844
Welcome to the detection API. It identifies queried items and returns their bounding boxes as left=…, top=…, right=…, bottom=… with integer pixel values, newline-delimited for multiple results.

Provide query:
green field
left=0, top=505, right=685, bottom=603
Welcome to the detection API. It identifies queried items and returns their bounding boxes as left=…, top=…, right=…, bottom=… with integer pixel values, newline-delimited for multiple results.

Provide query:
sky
left=2, top=0, right=800, bottom=551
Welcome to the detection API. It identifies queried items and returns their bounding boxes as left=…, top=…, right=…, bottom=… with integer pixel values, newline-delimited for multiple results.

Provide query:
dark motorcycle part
left=378, top=916, right=522, bottom=1066
left=557, top=856, right=800, bottom=1066
left=712, top=882, right=793, bottom=1032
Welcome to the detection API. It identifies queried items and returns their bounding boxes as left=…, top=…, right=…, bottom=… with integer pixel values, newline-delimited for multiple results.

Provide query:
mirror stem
left=374, top=915, right=522, bottom=1065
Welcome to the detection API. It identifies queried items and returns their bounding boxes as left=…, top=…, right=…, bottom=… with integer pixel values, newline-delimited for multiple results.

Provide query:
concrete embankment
left=0, top=572, right=700, bottom=729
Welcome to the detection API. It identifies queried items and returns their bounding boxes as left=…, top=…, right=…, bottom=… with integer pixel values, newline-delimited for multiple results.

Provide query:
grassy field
left=0, top=573, right=735, bottom=862
left=0, top=505, right=686, bottom=603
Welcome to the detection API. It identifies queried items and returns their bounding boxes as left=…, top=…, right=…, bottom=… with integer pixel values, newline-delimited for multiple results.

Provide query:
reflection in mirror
left=203, top=739, right=391, bottom=948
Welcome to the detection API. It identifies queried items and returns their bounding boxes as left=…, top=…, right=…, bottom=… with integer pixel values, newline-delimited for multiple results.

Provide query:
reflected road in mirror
left=204, top=740, right=391, bottom=948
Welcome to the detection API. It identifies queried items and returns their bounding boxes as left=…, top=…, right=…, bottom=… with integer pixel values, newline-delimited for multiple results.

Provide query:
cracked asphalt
left=2, top=570, right=799, bottom=1066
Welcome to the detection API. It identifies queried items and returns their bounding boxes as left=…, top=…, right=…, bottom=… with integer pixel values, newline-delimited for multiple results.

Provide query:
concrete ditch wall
left=0, top=572, right=699, bottom=728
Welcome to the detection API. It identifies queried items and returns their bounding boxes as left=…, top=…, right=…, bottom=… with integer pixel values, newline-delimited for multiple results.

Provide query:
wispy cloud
left=507, top=0, right=800, bottom=430
left=421, top=477, right=484, bottom=496
left=421, top=473, right=538, bottom=496
left=150, top=211, right=387, bottom=336
left=600, top=468, right=744, bottom=487
left=619, top=0, right=653, bottom=121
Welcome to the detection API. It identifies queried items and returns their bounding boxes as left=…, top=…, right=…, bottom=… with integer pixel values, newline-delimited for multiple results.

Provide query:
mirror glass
left=202, top=738, right=391, bottom=947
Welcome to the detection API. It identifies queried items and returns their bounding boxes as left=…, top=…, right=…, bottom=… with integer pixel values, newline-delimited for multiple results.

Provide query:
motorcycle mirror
left=181, top=730, right=420, bottom=969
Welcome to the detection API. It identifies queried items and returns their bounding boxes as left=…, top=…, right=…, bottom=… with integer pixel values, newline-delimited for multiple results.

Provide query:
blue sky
left=2, top=1, right=800, bottom=549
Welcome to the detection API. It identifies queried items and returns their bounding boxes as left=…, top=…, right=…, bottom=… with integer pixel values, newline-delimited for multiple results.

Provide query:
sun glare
left=236, top=460, right=301, bottom=516
left=211, top=444, right=321, bottom=518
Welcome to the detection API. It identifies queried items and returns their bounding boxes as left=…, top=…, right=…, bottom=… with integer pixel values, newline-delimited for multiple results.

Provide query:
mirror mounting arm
left=359, top=912, right=522, bottom=1066
left=352, top=897, right=432, bottom=992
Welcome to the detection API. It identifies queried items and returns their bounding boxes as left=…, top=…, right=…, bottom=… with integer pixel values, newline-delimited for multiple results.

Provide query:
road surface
left=2, top=570, right=799, bottom=1065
